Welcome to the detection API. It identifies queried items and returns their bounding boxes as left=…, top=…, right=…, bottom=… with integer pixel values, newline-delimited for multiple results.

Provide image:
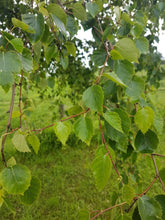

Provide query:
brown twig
left=90, top=202, right=126, bottom=220
left=1, top=83, right=16, bottom=167
left=98, top=115, right=123, bottom=184
left=19, top=71, right=23, bottom=128
left=151, top=154, right=165, bottom=192
left=29, top=108, right=90, bottom=133
left=151, top=153, right=165, bottom=157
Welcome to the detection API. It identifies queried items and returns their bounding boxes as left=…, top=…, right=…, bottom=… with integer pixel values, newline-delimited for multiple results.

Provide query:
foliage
left=0, top=0, right=165, bottom=219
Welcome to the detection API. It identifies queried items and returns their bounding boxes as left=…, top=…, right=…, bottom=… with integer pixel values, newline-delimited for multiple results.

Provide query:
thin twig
left=29, top=108, right=90, bottom=133
left=98, top=115, right=123, bottom=184
left=152, top=153, right=165, bottom=157
left=90, top=202, right=126, bottom=220
left=151, top=155, right=165, bottom=192
left=19, top=71, right=23, bottom=128
left=1, top=83, right=16, bottom=167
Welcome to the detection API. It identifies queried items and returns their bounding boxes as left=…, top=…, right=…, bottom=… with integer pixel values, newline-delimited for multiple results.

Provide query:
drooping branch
left=18, top=71, right=23, bottom=128
left=90, top=202, right=126, bottom=220
left=1, top=83, right=16, bottom=167
left=29, top=108, right=90, bottom=133
left=98, top=115, right=123, bottom=183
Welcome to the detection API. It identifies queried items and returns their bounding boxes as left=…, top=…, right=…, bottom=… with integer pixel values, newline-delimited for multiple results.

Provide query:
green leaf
left=0, top=188, right=4, bottom=207
left=60, top=56, right=68, bottom=70
left=102, top=80, right=116, bottom=97
left=114, top=38, right=140, bottom=63
left=122, top=185, right=135, bottom=204
left=6, top=38, right=23, bottom=53
left=12, top=131, right=31, bottom=153
left=78, top=209, right=90, bottom=220
left=27, top=135, right=40, bottom=154
left=74, top=117, right=93, bottom=145
left=47, top=4, right=67, bottom=26
left=105, top=121, right=128, bottom=145
left=0, top=164, right=31, bottom=194
left=126, top=76, right=145, bottom=100
left=33, top=41, right=42, bottom=61
left=114, top=60, right=134, bottom=86
left=138, top=195, right=162, bottom=220
left=82, top=85, right=103, bottom=113
left=18, top=48, right=33, bottom=72
left=66, top=16, right=78, bottom=37
left=132, top=207, right=141, bottom=220
left=92, top=49, right=107, bottom=66
left=135, top=37, right=149, bottom=54
left=7, top=157, right=16, bottom=167
left=134, top=107, right=154, bottom=134
left=131, top=23, right=143, bottom=38
left=54, top=121, right=71, bottom=145
left=92, top=145, right=112, bottom=191
left=52, top=15, right=67, bottom=36
left=159, top=168, right=165, bottom=184
left=103, top=72, right=127, bottom=87
left=0, top=52, right=22, bottom=86
left=104, top=111, right=123, bottom=133
left=44, top=44, right=57, bottom=64
left=20, top=176, right=41, bottom=205
left=65, top=42, right=76, bottom=57
left=155, top=195, right=165, bottom=220
left=12, top=18, right=35, bottom=33
left=86, top=2, right=99, bottom=18
left=72, top=3, right=87, bottom=21
left=135, top=130, right=159, bottom=153
left=22, top=13, right=44, bottom=44
left=110, top=49, right=123, bottom=60
left=153, top=113, right=164, bottom=135
left=113, top=108, right=130, bottom=135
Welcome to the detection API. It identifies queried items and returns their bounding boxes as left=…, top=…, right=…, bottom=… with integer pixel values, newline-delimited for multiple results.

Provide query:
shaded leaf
left=18, top=48, right=33, bottom=72
left=113, top=108, right=130, bottom=134
left=22, top=13, right=44, bottom=44
left=20, top=176, right=41, bottom=205
left=135, top=130, right=159, bottom=153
